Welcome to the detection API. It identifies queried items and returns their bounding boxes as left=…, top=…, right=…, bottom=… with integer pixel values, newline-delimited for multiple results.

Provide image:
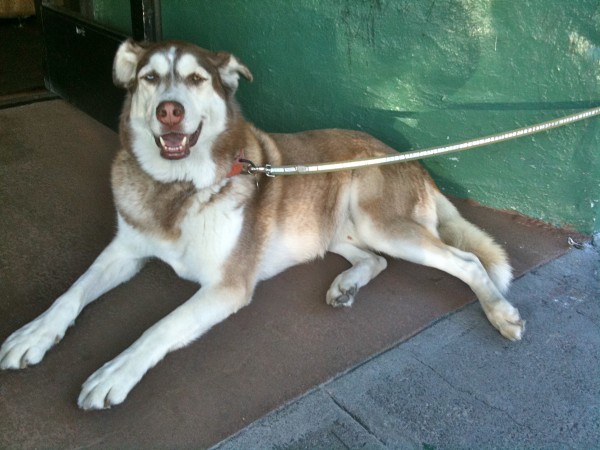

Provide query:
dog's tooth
left=159, top=136, right=166, bottom=147
left=182, top=136, right=188, bottom=147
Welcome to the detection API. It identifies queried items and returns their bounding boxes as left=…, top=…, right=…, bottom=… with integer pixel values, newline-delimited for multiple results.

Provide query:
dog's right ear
left=113, top=39, right=145, bottom=88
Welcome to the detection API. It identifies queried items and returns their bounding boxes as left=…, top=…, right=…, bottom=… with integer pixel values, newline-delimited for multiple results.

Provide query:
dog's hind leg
left=326, top=242, right=387, bottom=307
left=0, top=233, right=145, bottom=370
left=358, top=219, right=524, bottom=341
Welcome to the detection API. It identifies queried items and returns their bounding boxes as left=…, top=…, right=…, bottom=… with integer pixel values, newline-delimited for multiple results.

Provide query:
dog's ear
left=113, top=39, right=146, bottom=88
left=212, top=52, right=253, bottom=94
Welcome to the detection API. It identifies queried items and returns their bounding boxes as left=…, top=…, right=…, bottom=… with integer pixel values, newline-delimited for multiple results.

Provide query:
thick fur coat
left=0, top=40, right=524, bottom=409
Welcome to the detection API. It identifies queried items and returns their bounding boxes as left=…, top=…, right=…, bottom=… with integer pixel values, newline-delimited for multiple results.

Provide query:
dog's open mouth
left=154, top=123, right=202, bottom=160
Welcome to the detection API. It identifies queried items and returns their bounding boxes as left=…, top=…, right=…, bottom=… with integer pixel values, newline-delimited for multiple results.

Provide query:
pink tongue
left=162, top=133, right=186, bottom=147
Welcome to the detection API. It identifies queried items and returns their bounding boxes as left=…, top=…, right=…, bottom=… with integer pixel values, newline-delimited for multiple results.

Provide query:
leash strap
left=246, top=106, right=600, bottom=177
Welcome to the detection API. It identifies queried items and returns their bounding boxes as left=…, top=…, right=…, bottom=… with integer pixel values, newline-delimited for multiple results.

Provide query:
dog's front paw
left=78, top=354, right=144, bottom=410
left=0, top=319, right=64, bottom=369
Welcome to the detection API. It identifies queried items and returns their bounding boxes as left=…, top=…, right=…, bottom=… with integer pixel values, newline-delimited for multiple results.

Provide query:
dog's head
left=113, top=40, right=252, bottom=186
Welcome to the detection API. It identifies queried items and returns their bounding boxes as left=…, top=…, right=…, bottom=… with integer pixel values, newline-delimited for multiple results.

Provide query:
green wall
left=161, top=0, right=599, bottom=234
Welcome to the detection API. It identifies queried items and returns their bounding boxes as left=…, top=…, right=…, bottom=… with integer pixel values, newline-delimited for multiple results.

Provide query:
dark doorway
left=0, top=0, right=161, bottom=128
left=0, top=2, right=53, bottom=108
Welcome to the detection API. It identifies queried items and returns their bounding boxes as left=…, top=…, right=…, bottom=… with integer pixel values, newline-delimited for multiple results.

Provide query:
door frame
left=41, top=0, right=162, bottom=129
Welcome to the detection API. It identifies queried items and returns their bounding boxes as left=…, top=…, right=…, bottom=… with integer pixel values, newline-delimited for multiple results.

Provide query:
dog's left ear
left=212, top=52, right=253, bottom=94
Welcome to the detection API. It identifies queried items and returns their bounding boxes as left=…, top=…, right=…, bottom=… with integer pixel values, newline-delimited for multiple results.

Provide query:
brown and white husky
left=0, top=40, right=524, bottom=410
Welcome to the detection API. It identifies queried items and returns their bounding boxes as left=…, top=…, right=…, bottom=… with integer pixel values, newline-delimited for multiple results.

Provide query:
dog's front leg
left=0, top=238, right=145, bottom=370
left=77, top=283, right=251, bottom=410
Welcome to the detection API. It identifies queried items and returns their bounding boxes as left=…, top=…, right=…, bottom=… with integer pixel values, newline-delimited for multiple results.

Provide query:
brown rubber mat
left=0, top=101, right=577, bottom=449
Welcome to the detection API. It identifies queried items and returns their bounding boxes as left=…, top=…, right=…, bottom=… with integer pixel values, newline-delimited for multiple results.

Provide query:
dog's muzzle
left=154, top=122, right=202, bottom=160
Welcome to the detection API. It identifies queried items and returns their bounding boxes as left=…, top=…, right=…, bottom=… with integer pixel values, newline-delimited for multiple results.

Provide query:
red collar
left=227, top=149, right=248, bottom=177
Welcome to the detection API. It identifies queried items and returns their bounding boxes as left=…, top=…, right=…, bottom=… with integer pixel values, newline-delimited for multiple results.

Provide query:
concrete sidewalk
left=212, top=242, right=599, bottom=449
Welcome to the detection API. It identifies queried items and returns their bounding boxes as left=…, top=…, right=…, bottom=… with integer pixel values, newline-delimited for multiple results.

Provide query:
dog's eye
left=142, top=72, right=159, bottom=83
left=187, top=73, right=207, bottom=85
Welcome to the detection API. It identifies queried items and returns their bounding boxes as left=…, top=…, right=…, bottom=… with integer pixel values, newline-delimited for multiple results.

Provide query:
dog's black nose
left=156, top=101, right=185, bottom=126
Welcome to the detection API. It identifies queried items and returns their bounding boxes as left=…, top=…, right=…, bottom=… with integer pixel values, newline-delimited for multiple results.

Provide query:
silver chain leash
left=248, top=107, right=600, bottom=177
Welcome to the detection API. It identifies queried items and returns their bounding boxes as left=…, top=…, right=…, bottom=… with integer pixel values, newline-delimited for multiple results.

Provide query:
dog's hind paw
left=326, top=285, right=357, bottom=308
left=489, top=304, right=525, bottom=341
left=498, top=318, right=526, bottom=341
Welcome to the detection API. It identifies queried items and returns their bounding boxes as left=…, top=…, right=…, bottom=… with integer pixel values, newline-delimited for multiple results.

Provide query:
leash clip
left=238, top=158, right=260, bottom=190
left=264, top=164, right=275, bottom=177
left=238, top=158, right=257, bottom=175
left=246, top=163, right=276, bottom=177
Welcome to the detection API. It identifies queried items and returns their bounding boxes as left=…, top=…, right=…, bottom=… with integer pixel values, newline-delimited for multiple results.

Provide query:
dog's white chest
left=121, top=192, right=245, bottom=284
left=172, top=196, right=244, bottom=283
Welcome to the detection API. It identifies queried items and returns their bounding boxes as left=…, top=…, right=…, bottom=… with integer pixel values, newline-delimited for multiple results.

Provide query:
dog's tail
left=435, top=192, right=513, bottom=293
